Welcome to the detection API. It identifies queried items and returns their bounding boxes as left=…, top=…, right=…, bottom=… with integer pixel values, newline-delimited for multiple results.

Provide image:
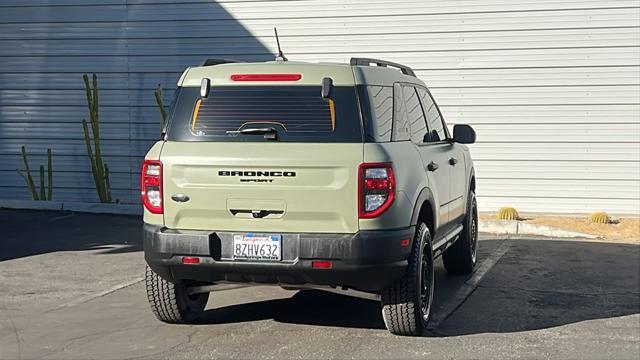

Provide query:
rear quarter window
left=359, top=85, right=393, bottom=142
left=166, top=85, right=363, bottom=143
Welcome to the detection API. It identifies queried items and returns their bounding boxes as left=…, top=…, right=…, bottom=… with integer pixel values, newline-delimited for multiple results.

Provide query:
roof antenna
left=274, top=27, right=288, bottom=62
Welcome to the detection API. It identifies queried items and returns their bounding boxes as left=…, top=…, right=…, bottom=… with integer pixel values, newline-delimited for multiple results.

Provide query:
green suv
left=142, top=57, right=477, bottom=336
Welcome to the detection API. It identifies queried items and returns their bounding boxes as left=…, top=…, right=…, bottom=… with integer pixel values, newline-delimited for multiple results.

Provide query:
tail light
left=358, top=162, right=395, bottom=218
left=141, top=160, right=163, bottom=214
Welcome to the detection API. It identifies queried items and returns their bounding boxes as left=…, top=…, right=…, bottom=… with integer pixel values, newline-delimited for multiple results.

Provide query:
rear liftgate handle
left=229, top=209, right=284, bottom=218
left=252, top=210, right=268, bottom=219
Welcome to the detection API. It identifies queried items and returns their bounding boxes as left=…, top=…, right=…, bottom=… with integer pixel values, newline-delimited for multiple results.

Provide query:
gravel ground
left=481, top=213, right=640, bottom=243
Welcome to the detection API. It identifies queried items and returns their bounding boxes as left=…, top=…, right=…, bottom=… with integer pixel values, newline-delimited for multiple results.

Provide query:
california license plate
left=232, top=233, right=281, bottom=261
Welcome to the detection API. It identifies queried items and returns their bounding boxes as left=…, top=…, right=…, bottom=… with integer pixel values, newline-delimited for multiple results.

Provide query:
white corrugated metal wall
left=0, top=0, right=639, bottom=214
left=216, top=0, right=640, bottom=215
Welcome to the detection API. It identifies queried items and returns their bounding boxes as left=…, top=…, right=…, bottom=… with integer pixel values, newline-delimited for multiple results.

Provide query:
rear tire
left=381, top=222, right=434, bottom=336
left=145, top=265, right=209, bottom=324
left=443, top=190, right=478, bottom=275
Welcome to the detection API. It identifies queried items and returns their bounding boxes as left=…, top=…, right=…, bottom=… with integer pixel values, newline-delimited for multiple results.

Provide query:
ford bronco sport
left=142, top=57, right=477, bottom=336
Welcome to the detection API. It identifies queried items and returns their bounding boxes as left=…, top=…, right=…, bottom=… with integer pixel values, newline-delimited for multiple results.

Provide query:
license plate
left=232, top=233, right=281, bottom=261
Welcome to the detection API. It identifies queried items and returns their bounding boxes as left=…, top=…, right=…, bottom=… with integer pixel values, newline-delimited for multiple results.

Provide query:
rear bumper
left=143, top=224, right=414, bottom=292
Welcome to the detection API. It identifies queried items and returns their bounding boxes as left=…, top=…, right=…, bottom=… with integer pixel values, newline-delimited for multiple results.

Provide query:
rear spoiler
left=176, top=59, right=243, bottom=86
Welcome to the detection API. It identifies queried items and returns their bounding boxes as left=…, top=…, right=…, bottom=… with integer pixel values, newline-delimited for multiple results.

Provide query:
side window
left=417, top=88, right=447, bottom=142
left=363, top=86, right=393, bottom=142
left=392, top=83, right=410, bottom=141
left=402, top=85, right=428, bottom=144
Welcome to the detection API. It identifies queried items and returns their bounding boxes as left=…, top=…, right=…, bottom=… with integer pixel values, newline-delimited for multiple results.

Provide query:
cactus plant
left=154, top=84, right=167, bottom=133
left=39, top=165, right=45, bottom=200
left=497, top=207, right=519, bottom=221
left=47, top=148, right=53, bottom=200
left=82, top=73, right=112, bottom=203
left=589, top=211, right=611, bottom=224
left=15, top=146, right=53, bottom=201
left=16, top=146, right=38, bottom=199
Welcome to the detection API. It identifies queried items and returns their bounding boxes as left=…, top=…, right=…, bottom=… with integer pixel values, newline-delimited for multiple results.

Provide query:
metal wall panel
left=209, top=0, right=640, bottom=215
left=0, top=0, right=638, bottom=215
left=0, top=1, right=271, bottom=205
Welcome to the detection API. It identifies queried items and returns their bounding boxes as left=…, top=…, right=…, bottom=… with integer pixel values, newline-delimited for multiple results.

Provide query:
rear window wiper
left=227, top=127, right=278, bottom=140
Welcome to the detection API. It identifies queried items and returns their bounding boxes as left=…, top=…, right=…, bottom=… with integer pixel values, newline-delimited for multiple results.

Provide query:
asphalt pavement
left=0, top=208, right=638, bottom=359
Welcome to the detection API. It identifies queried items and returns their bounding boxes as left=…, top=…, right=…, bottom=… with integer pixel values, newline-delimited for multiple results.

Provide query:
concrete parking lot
left=0, top=209, right=638, bottom=359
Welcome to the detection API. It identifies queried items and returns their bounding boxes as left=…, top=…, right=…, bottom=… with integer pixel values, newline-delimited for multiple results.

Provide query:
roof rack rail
left=200, top=58, right=242, bottom=67
left=349, top=57, right=416, bottom=77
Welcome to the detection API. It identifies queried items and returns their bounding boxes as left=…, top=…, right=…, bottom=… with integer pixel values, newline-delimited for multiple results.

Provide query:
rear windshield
left=166, top=85, right=363, bottom=142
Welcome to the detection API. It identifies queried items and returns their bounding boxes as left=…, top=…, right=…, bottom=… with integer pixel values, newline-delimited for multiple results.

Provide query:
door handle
left=449, top=158, right=458, bottom=166
left=427, top=161, right=439, bottom=172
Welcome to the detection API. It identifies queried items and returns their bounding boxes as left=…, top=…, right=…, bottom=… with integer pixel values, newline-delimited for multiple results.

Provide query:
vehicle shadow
left=435, top=238, right=640, bottom=336
left=197, top=238, right=640, bottom=335
left=198, top=289, right=386, bottom=330
left=0, top=209, right=142, bottom=261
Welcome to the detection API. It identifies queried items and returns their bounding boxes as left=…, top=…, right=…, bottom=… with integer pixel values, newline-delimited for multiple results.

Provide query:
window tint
left=402, top=85, right=428, bottom=143
left=166, top=86, right=363, bottom=142
left=361, top=86, right=393, bottom=142
left=392, top=83, right=410, bottom=141
left=193, top=86, right=334, bottom=134
left=417, top=87, right=447, bottom=142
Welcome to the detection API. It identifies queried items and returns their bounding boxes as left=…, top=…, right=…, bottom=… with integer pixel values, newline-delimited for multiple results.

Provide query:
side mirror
left=200, top=78, right=210, bottom=98
left=453, top=124, right=476, bottom=144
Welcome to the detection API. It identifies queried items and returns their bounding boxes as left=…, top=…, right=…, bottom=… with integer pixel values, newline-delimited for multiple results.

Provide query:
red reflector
left=400, top=238, right=411, bottom=247
left=365, top=178, right=390, bottom=190
left=312, top=261, right=332, bottom=269
left=230, top=73, right=302, bottom=82
left=182, top=257, right=200, bottom=264
left=145, top=177, right=160, bottom=186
